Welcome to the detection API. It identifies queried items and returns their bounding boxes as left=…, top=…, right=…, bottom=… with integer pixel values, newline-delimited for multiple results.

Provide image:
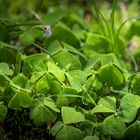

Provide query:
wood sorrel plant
left=0, top=0, right=140, bottom=140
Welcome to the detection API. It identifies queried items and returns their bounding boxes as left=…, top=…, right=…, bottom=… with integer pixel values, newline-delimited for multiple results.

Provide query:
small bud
left=44, top=25, right=52, bottom=37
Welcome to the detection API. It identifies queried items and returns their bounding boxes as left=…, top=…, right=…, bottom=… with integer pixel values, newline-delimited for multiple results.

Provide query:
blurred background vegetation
left=0, top=0, right=139, bottom=36
left=0, top=0, right=139, bottom=56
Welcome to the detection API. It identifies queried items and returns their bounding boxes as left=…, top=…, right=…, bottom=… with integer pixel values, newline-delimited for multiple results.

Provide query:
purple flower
left=44, top=25, right=52, bottom=37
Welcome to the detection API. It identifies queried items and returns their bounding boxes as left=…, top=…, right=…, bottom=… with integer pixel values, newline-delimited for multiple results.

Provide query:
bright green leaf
left=120, top=94, right=140, bottom=123
left=54, top=50, right=82, bottom=70
left=20, top=33, right=35, bottom=46
left=12, top=73, right=29, bottom=88
left=55, top=125, right=82, bottom=140
left=91, top=96, right=116, bottom=113
left=0, top=62, right=13, bottom=76
left=0, top=47, right=16, bottom=63
left=30, top=103, right=55, bottom=126
left=84, top=33, right=111, bottom=57
left=46, top=40, right=62, bottom=55
left=8, top=91, right=31, bottom=110
left=62, top=42, right=87, bottom=60
left=83, top=136, right=99, bottom=140
left=62, top=106, right=85, bottom=124
left=47, top=61, right=65, bottom=82
left=34, top=74, right=49, bottom=94
left=68, top=70, right=87, bottom=85
left=66, top=72, right=82, bottom=92
left=98, top=64, right=124, bottom=86
left=44, top=98, right=60, bottom=113
left=102, top=115, right=126, bottom=139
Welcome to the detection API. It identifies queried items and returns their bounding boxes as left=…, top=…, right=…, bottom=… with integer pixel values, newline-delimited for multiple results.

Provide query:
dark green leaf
left=0, top=103, right=7, bottom=122
left=124, top=121, right=140, bottom=140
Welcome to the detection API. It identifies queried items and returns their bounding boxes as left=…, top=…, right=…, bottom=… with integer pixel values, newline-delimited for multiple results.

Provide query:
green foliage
left=84, top=33, right=111, bottom=56
left=30, top=98, right=59, bottom=126
left=102, top=115, right=126, bottom=139
left=0, top=63, right=13, bottom=76
left=91, top=96, right=116, bottom=113
left=47, top=61, right=65, bottom=82
left=124, top=121, right=140, bottom=140
left=83, top=136, right=99, bottom=140
left=98, top=64, right=125, bottom=86
left=62, top=106, right=85, bottom=124
left=119, top=94, right=140, bottom=123
left=55, top=125, right=82, bottom=140
left=8, top=91, right=31, bottom=110
left=0, top=0, right=140, bottom=139
left=130, top=74, right=140, bottom=95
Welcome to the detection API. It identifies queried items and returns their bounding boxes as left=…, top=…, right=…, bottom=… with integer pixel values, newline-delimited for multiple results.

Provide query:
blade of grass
left=87, top=0, right=111, bottom=37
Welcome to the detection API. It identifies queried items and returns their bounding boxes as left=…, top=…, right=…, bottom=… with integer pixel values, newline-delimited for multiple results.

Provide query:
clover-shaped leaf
left=98, top=64, right=124, bottom=86
left=8, top=91, right=31, bottom=110
left=120, top=94, right=140, bottom=123
left=0, top=63, right=13, bottom=76
left=102, top=115, right=126, bottom=139
left=62, top=106, right=85, bottom=124
left=30, top=98, right=59, bottom=126
left=55, top=125, right=82, bottom=140
left=91, top=96, right=116, bottom=113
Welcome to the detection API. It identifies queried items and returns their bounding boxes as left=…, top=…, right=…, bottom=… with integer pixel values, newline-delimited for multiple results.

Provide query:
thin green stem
left=7, top=21, right=42, bottom=27
left=17, top=25, right=43, bottom=49
left=10, top=81, right=31, bottom=93
left=32, top=43, right=51, bottom=55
